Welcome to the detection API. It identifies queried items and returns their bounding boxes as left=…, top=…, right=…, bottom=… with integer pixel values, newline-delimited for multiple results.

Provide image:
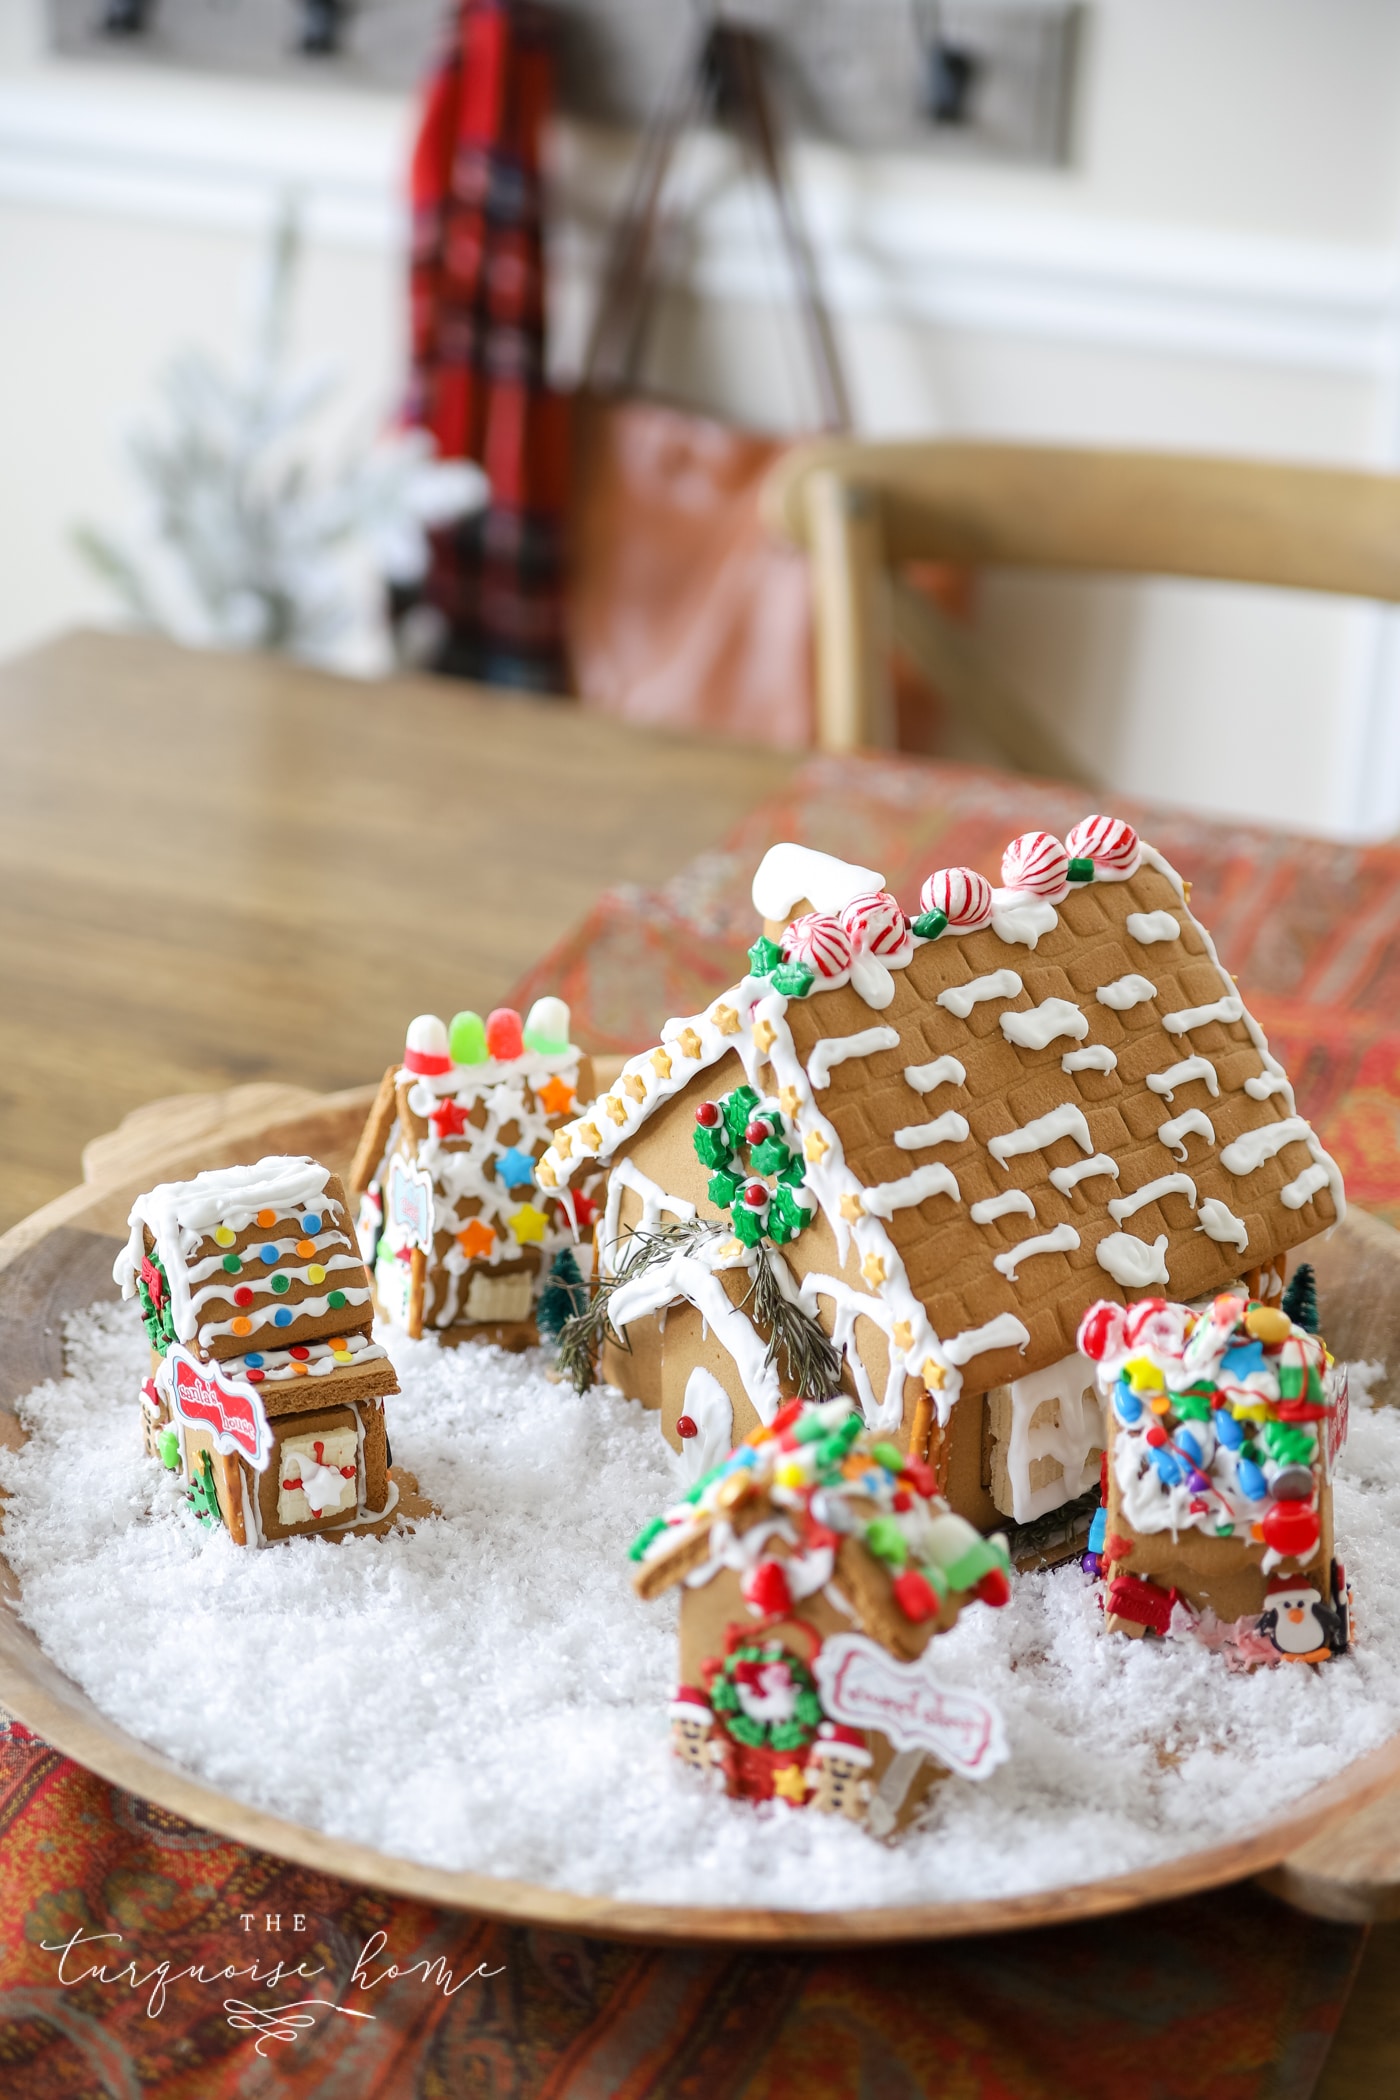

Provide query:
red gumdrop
left=1261, top=1500, right=1321, bottom=1561
left=676, top=1415, right=698, bottom=1439
left=893, top=1568, right=939, bottom=1622
left=976, top=1567, right=1013, bottom=1608
left=696, top=1101, right=721, bottom=1128
left=486, top=1007, right=525, bottom=1059
left=744, top=1558, right=792, bottom=1616
left=903, top=1459, right=937, bottom=1499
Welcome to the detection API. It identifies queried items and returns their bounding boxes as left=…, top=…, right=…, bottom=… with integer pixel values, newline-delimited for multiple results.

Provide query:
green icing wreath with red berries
left=692, top=1085, right=816, bottom=1247
left=705, top=1636, right=825, bottom=1753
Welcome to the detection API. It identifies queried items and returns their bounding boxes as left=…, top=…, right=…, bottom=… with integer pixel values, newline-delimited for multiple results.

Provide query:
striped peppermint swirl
left=920, top=866, right=994, bottom=931
left=782, top=911, right=854, bottom=980
left=840, top=888, right=911, bottom=961
left=1065, top=813, right=1141, bottom=878
left=1001, top=830, right=1070, bottom=899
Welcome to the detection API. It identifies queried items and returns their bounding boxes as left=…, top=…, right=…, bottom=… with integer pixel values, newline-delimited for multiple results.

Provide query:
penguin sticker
left=1258, top=1571, right=1344, bottom=1664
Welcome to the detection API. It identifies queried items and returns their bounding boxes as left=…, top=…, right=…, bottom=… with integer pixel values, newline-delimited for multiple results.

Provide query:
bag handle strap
left=582, top=17, right=851, bottom=432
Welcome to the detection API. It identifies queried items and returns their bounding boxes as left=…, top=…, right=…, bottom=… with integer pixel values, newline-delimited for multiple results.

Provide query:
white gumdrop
left=406, top=1014, right=449, bottom=1058
left=524, top=996, right=572, bottom=1051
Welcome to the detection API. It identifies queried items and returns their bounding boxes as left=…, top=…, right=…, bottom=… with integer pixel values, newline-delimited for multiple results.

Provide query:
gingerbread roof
left=537, top=818, right=1344, bottom=1416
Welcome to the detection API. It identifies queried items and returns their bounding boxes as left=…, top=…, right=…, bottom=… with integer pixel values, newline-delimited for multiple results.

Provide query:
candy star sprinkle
left=839, top=1194, right=864, bottom=1222
left=676, top=1028, right=703, bottom=1061
left=430, top=1098, right=470, bottom=1139
left=623, top=1072, right=647, bottom=1102
left=604, top=1095, right=628, bottom=1125
left=753, top=1019, right=776, bottom=1054
left=893, top=1321, right=913, bottom=1350
left=651, top=1047, right=673, bottom=1079
left=779, top=1086, right=800, bottom=1117
left=537, top=1075, right=575, bottom=1116
left=804, top=1132, right=830, bottom=1164
left=712, top=1005, right=740, bottom=1036
left=772, top=1763, right=808, bottom=1803
left=922, top=1358, right=947, bottom=1391
left=576, top=1122, right=601, bottom=1151
left=861, top=1253, right=887, bottom=1287
left=508, top=1204, right=550, bottom=1246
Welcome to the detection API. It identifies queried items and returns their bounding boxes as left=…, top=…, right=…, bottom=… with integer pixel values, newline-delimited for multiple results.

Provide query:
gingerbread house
left=349, top=998, right=599, bottom=1348
left=115, top=1155, right=401, bottom=1546
left=633, top=1394, right=1011, bottom=1832
left=1078, top=1286, right=1351, bottom=1662
left=538, top=818, right=1344, bottom=1549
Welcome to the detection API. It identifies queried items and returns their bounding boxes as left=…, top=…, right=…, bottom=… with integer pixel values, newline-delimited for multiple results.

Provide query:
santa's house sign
left=164, top=1345, right=273, bottom=1472
left=814, top=1633, right=1009, bottom=1782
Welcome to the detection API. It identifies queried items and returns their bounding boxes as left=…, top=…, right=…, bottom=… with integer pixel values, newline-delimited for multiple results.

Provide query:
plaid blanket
left=406, top=0, right=569, bottom=691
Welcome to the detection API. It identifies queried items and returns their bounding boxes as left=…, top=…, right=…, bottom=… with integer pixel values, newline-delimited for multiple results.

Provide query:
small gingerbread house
left=633, top=1395, right=1011, bottom=1832
left=1078, top=1287, right=1351, bottom=1662
left=349, top=998, right=599, bottom=1348
left=115, top=1156, right=401, bottom=1546
left=539, top=818, right=1344, bottom=1548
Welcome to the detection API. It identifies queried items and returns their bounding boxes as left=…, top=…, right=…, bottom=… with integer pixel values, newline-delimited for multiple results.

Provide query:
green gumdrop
left=158, top=1429, right=180, bottom=1471
left=449, top=1010, right=488, bottom=1064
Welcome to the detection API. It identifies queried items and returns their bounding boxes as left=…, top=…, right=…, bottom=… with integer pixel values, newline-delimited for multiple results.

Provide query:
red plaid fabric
left=407, top=0, right=569, bottom=691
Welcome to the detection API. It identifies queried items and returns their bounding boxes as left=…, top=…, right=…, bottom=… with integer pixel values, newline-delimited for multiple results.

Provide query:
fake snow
left=4, top=1302, right=1400, bottom=1913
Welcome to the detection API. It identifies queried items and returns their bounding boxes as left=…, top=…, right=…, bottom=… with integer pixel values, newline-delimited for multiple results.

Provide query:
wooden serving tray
left=2, top=1085, right=1399, bottom=1944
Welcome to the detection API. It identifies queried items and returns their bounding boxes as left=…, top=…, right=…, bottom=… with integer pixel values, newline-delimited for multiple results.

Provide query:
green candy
left=628, top=1515, right=668, bottom=1562
left=1173, top=1393, right=1212, bottom=1421
left=920, top=1559, right=949, bottom=1601
left=749, top=1136, right=791, bottom=1176
left=911, top=908, right=948, bottom=940
left=943, top=1537, right=1003, bottom=1590
left=864, top=1516, right=908, bottom=1566
left=693, top=1123, right=733, bottom=1170
left=448, top=1010, right=488, bottom=1064
left=221, top=1253, right=241, bottom=1275
left=768, top=961, right=815, bottom=998
left=327, top=1290, right=346, bottom=1310
left=157, top=1429, right=180, bottom=1471
left=747, top=935, right=783, bottom=978
left=871, top=1441, right=905, bottom=1474
left=722, top=1087, right=761, bottom=1142
left=1067, top=856, right=1095, bottom=882
left=270, top=1273, right=290, bottom=1294
left=732, top=1208, right=765, bottom=1249
left=708, top=1169, right=741, bottom=1208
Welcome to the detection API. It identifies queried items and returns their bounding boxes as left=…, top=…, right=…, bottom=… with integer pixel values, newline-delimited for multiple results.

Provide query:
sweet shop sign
left=815, top=1634, right=1008, bottom=1782
left=165, top=1346, right=273, bottom=1472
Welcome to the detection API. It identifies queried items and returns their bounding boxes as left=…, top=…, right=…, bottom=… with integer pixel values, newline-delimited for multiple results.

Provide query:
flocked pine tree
left=75, top=201, right=486, bottom=675
left=1281, top=1262, right=1320, bottom=1334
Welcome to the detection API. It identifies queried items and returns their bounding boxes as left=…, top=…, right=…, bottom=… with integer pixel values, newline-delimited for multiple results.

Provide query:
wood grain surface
left=0, top=630, right=792, bottom=1231
left=3, top=1086, right=1400, bottom=1950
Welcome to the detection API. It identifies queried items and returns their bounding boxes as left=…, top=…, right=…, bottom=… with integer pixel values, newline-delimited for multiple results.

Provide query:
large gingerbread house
left=115, top=1155, right=401, bottom=1546
left=350, top=998, right=599, bottom=1348
left=538, top=818, right=1344, bottom=1544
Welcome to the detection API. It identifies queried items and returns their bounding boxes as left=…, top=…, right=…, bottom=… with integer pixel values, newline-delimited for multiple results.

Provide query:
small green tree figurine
left=1281, top=1262, right=1319, bottom=1334
left=538, top=1248, right=588, bottom=1348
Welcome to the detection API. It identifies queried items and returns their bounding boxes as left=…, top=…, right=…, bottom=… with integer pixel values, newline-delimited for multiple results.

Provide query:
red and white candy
left=404, top=1013, right=452, bottom=1076
left=1065, top=813, right=1141, bottom=878
left=840, top=888, right=911, bottom=960
left=782, top=911, right=853, bottom=981
left=920, top=866, right=994, bottom=932
left=1000, top=831, right=1070, bottom=899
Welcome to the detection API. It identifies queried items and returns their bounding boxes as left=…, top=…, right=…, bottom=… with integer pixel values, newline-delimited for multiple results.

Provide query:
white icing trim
left=969, top=1189, right=1036, bottom=1225
left=993, top=1222, right=1080, bottom=1279
left=1145, top=1054, right=1220, bottom=1101
left=1096, top=974, right=1157, bottom=1011
left=861, top=1163, right=962, bottom=1217
left=808, top=1026, right=901, bottom=1090
left=989, top=896, right=1059, bottom=950
left=1049, top=1153, right=1120, bottom=1195
left=751, top=843, right=883, bottom=920
left=1125, top=911, right=1181, bottom=944
left=1095, top=1230, right=1170, bottom=1287
left=676, top=1367, right=734, bottom=1488
left=893, top=1112, right=969, bottom=1150
left=1000, top=998, right=1089, bottom=1051
left=1107, top=1173, right=1198, bottom=1223
left=1244, top=1066, right=1292, bottom=1102
left=1001, top=1353, right=1105, bottom=1524
left=989, top=1103, right=1093, bottom=1167
left=1162, top=994, right=1245, bottom=1035
left=903, top=1055, right=966, bottom=1095
left=1219, top=1116, right=1314, bottom=1175
left=602, top=1158, right=696, bottom=1279
left=1157, top=1109, right=1216, bottom=1160
left=1196, top=1198, right=1249, bottom=1251
left=943, top=1313, right=1031, bottom=1367
left=608, top=1242, right=784, bottom=1425
left=797, top=1273, right=905, bottom=1430
left=937, top=968, right=1023, bottom=1020
left=1062, top=1044, right=1117, bottom=1074
left=1281, top=1162, right=1333, bottom=1210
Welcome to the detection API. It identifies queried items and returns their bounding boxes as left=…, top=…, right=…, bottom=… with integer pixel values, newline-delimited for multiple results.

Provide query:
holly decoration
left=537, top=1247, right=587, bottom=1343
left=137, top=1252, right=177, bottom=1351
left=693, top=1088, right=815, bottom=1247
left=747, top=935, right=816, bottom=999
left=187, top=1448, right=223, bottom=1530
left=706, top=1637, right=825, bottom=1754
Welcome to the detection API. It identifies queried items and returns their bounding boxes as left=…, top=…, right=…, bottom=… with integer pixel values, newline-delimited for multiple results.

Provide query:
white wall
left=3, top=0, right=1400, bottom=836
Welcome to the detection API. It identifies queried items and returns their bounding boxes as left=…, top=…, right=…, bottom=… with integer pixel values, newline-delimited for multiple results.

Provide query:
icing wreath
left=692, top=1086, right=815, bottom=1247
left=705, top=1637, right=825, bottom=1754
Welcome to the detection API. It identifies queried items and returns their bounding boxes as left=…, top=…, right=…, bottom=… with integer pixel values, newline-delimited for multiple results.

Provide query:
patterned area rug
left=511, top=753, right=1400, bottom=1229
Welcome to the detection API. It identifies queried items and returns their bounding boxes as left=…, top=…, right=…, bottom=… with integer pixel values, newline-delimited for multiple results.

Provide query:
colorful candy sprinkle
left=300, top=1213, right=322, bottom=1234
left=221, top=1254, right=241, bottom=1274
left=327, top=1291, right=346, bottom=1310
left=214, top=1226, right=236, bottom=1248
left=307, top=1264, right=326, bottom=1284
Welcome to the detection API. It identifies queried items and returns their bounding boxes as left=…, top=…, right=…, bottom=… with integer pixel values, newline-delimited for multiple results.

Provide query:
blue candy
left=1176, top=1427, right=1203, bottom=1465
left=495, top=1146, right=537, bottom=1189
left=273, top=1307, right=293, bottom=1328
left=259, top=1244, right=279, bottom=1265
left=1088, top=1506, right=1108, bottom=1553
left=1113, top=1379, right=1143, bottom=1425
left=1215, top=1411, right=1245, bottom=1449
left=1221, top=1340, right=1265, bottom=1382
left=1236, top=1457, right=1268, bottom=1502
left=301, top=1212, right=322, bottom=1234
left=1149, top=1446, right=1186, bottom=1486
left=243, top=1353, right=264, bottom=1368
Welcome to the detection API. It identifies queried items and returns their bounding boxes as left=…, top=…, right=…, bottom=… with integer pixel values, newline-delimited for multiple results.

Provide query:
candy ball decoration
left=523, top=995, right=572, bottom=1056
left=919, top=866, right=994, bottom=932
left=840, top=888, right=911, bottom=960
left=448, top=1010, right=488, bottom=1064
left=781, top=911, right=853, bottom=982
left=1065, top=813, right=1141, bottom=878
left=485, top=1008, right=525, bottom=1060
left=1076, top=1299, right=1127, bottom=1363
left=1000, top=831, right=1070, bottom=899
left=404, top=1014, right=452, bottom=1076
left=1261, top=1499, right=1321, bottom=1560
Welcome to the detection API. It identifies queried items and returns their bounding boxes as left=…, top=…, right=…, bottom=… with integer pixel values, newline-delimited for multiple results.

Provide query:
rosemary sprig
left=742, top=1248, right=844, bottom=1402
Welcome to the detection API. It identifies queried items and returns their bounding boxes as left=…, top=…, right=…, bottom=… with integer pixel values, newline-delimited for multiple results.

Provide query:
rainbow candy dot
left=232, top=1316, right=252, bottom=1336
left=307, top=1264, right=326, bottom=1285
left=244, top=1354, right=264, bottom=1368
left=296, top=1239, right=316, bottom=1258
left=273, top=1308, right=293, bottom=1328
left=222, top=1254, right=241, bottom=1274
left=259, top=1245, right=279, bottom=1265
left=256, top=1209, right=276, bottom=1229
left=327, top=1290, right=346, bottom=1310
left=301, top=1213, right=322, bottom=1234
left=270, top=1274, right=290, bottom=1295
left=214, top=1226, right=236, bottom=1248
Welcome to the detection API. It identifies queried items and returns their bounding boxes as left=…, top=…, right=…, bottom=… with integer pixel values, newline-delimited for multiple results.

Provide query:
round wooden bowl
left=2, top=1087, right=1399, bottom=1946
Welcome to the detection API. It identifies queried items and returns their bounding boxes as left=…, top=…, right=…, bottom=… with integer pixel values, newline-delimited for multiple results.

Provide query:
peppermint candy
left=840, top=889, right=911, bottom=962
left=1065, top=813, right=1141, bottom=878
left=919, top=866, right=994, bottom=932
left=1001, top=831, right=1070, bottom=900
left=782, top=911, right=853, bottom=981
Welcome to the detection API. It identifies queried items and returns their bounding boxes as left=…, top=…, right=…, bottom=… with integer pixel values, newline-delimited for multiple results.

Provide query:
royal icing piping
left=1062, top=1046, right=1118, bottom=1078
left=602, top=1158, right=697, bottom=1277
left=807, top=1026, right=901, bottom=1091
left=1107, top=1173, right=1197, bottom=1223
left=1244, top=1065, right=1292, bottom=1103
left=1196, top=1197, right=1249, bottom=1251
left=969, top=1189, right=1037, bottom=1225
left=1163, top=994, right=1245, bottom=1035
left=1096, top=974, right=1157, bottom=1011
left=1049, top=1154, right=1119, bottom=1194
left=988, top=1103, right=1093, bottom=1167
left=999, top=998, right=1089, bottom=1051
left=1157, top=1108, right=1216, bottom=1161
left=903, top=1055, right=966, bottom=1095
left=1125, top=911, right=1180, bottom=944
left=988, top=896, right=1059, bottom=950
left=942, top=1312, right=1032, bottom=1366
left=937, top=969, right=1023, bottom=1020
left=1281, top=1162, right=1333, bottom=1210
left=608, top=1242, right=783, bottom=1425
left=1095, top=1230, right=1170, bottom=1288
left=750, top=843, right=883, bottom=920
left=893, top=1112, right=970, bottom=1150
left=1145, top=1055, right=1220, bottom=1101
left=1219, top=1116, right=1314, bottom=1176
left=993, top=1223, right=1080, bottom=1280
left=861, top=1164, right=962, bottom=1217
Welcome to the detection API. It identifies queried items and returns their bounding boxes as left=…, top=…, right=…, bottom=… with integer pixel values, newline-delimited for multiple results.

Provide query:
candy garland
left=692, top=1087, right=815, bottom=1247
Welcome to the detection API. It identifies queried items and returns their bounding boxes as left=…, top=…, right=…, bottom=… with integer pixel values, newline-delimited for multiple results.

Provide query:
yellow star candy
left=623, top=1071, right=647, bottom=1102
left=604, top=1095, right=628, bottom=1125
left=779, top=1086, right=800, bottom=1117
left=509, top=1204, right=550, bottom=1246
left=922, top=1357, right=947, bottom=1392
left=772, top=1763, right=808, bottom=1803
left=712, top=1004, right=740, bottom=1036
left=861, top=1252, right=887, bottom=1287
left=893, top=1320, right=913, bottom=1351
left=677, top=1028, right=703, bottom=1061
left=651, top=1047, right=673, bottom=1079
left=577, top=1122, right=601, bottom=1150
left=839, top=1193, right=864, bottom=1221
left=536, top=1161, right=558, bottom=1189
left=753, top=1018, right=776, bottom=1054
left=804, top=1131, right=830, bottom=1164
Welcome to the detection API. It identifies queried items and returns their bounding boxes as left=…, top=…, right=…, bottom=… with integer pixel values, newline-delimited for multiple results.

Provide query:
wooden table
left=1, top=629, right=1396, bottom=2095
left=0, top=630, right=792, bottom=1233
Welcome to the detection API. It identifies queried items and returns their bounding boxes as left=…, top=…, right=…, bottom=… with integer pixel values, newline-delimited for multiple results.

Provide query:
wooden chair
left=761, top=439, right=1400, bottom=776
